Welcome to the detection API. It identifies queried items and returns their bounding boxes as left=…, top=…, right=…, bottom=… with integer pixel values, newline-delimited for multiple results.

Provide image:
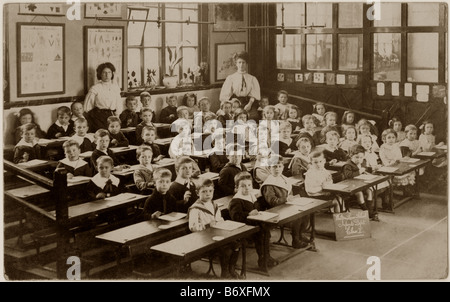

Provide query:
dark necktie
left=241, top=74, right=246, bottom=92
left=104, top=179, right=113, bottom=197
left=162, top=195, right=167, bottom=214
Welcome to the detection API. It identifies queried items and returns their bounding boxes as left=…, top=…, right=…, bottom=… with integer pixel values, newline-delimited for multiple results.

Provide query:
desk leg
left=261, top=225, right=269, bottom=273
left=414, top=168, right=420, bottom=199
left=372, top=184, right=379, bottom=219
left=240, top=241, right=247, bottom=279
left=308, top=213, right=318, bottom=252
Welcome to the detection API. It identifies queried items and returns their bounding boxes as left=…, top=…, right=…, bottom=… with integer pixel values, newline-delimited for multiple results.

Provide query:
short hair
left=96, top=155, right=114, bottom=167
left=358, top=134, right=374, bottom=145
left=20, top=123, right=37, bottom=133
left=175, top=156, right=196, bottom=172
left=220, top=100, right=232, bottom=109
left=94, top=129, right=110, bottom=140
left=348, top=144, right=365, bottom=157
left=197, top=178, right=214, bottom=192
left=233, top=51, right=249, bottom=63
left=62, top=139, right=81, bottom=150
left=198, top=97, right=210, bottom=106
left=141, top=108, right=153, bottom=115
left=324, top=111, right=338, bottom=120
left=279, top=120, right=292, bottom=131
left=126, top=96, right=137, bottom=104
left=268, top=155, right=284, bottom=166
left=301, top=114, right=314, bottom=125
left=388, top=117, right=403, bottom=128
left=141, top=125, right=156, bottom=136
left=309, top=150, right=324, bottom=160
left=404, top=124, right=417, bottom=133
left=176, top=106, right=189, bottom=117
left=140, top=91, right=151, bottom=99
left=183, top=92, right=197, bottom=105
left=234, top=171, right=253, bottom=187
left=96, top=62, right=115, bottom=80
left=57, top=106, right=71, bottom=116
left=107, top=116, right=121, bottom=126
left=153, top=168, right=172, bottom=181
left=171, top=118, right=191, bottom=133
left=70, top=101, right=83, bottom=111
left=277, top=90, right=288, bottom=98
left=136, top=145, right=153, bottom=160
left=74, top=117, right=88, bottom=126
left=167, top=94, right=177, bottom=101
left=381, top=128, right=397, bottom=141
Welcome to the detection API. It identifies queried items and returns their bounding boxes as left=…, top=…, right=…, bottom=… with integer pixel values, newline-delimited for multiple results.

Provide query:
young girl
left=313, top=112, right=339, bottom=146
left=359, top=134, right=381, bottom=172
left=418, top=120, right=444, bottom=152
left=188, top=178, right=241, bottom=279
left=13, top=123, right=41, bottom=164
left=274, top=90, right=291, bottom=120
left=389, top=117, right=406, bottom=143
left=357, top=120, right=380, bottom=152
left=193, top=97, right=214, bottom=132
left=57, top=140, right=92, bottom=178
left=339, top=126, right=358, bottom=154
left=86, top=156, right=125, bottom=200
left=217, top=100, right=233, bottom=128
left=182, top=92, right=199, bottom=120
left=379, top=129, right=415, bottom=194
left=400, top=124, right=422, bottom=157
left=141, top=126, right=164, bottom=163
left=276, top=120, right=295, bottom=156
left=299, top=114, right=316, bottom=137
left=286, top=104, right=302, bottom=132
left=289, top=138, right=313, bottom=180
left=259, top=105, right=279, bottom=150
left=340, top=110, right=356, bottom=135
left=231, top=98, right=242, bottom=119
left=133, top=145, right=155, bottom=195
left=13, top=108, right=45, bottom=144
left=312, top=102, right=326, bottom=128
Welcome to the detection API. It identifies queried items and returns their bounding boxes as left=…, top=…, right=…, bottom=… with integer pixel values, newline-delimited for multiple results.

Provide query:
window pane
left=143, top=8, right=161, bottom=47
left=306, top=3, right=332, bottom=28
left=182, top=47, right=198, bottom=76
left=165, top=8, right=182, bottom=46
left=306, top=34, right=332, bottom=70
left=127, top=48, right=142, bottom=88
left=276, top=34, right=301, bottom=69
left=128, top=9, right=147, bottom=46
left=374, top=3, right=401, bottom=27
left=277, top=3, right=305, bottom=27
left=339, top=3, right=363, bottom=28
left=182, top=7, right=198, bottom=46
left=407, top=33, right=438, bottom=82
left=143, top=48, right=161, bottom=86
left=339, top=34, right=363, bottom=71
left=373, top=33, right=401, bottom=81
left=408, top=3, right=439, bottom=26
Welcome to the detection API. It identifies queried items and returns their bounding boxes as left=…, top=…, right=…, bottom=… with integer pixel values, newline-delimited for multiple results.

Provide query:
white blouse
left=84, top=82, right=123, bottom=114
left=219, top=71, right=261, bottom=103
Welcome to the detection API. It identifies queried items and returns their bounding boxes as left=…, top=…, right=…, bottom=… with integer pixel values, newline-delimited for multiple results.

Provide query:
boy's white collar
left=91, top=173, right=120, bottom=188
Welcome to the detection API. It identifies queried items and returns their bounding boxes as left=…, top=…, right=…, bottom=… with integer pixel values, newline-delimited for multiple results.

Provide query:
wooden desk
left=150, top=225, right=259, bottom=279
left=376, top=159, right=430, bottom=211
left=247, top=198, right=332, bottom=274
left=414, top=148, right=447, bottom=160
left=17, top=159, right=58, bottom=172
left=323, top=175, right=390, bottom=214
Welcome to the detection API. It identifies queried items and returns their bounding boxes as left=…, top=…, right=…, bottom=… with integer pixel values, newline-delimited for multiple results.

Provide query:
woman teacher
left=84, top=62, right=123, bottom=131
left=219, top=51, right=261, bottom=121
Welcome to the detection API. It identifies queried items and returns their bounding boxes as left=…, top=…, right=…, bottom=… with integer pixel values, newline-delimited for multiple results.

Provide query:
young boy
left=322, top=129, right=348, bottom=180
left=119, top=96, right=140, bottom=128
left=276, top=120, right=295, bottom=156
left=133, top=145, right=154, bottom=195
left=71, top=118, right=95, bottom=153
left=141, top=126, right=164, bottom=163
left=136, top=108, right=155, bottom=145
left=261, top=155, right=309, bottom=249
left=107, top=116, right=129, bottom=148
left=217, top=100, right=233, bottom=128
left=289, top=137, right=313, bottom=180
left=341, top=144, right=378, bottom=221
left=188, top=178, right=241, bottom=279
left=304, top=150, right=341, bottom=213
left=217, top=143, right=248, bottom=198
left=257, top=96, right=269, bottom=121
left=193, top=97, right=214, bottom=133
left=70, top=101, right=87, bottom=123
left=141, top=168, right=178, bottom=220
left=47, top=106, right=75, bottom=139
left=91, top=129, right=126, bottom=171
left=86, top=156, right=124, bottom=200
left=229, top=171, right=273, bottom=270
left=57, top=140, right=92, bottom=178
left=13, top=123, right=41, bottom=164
left=169, top=119, right=194, bottom=159
left=159, top=95, right=178, bottom=124
left=168, top=156, right=199, bottom=213
left=138, top=91, right=156, bottom=123
left=274, top=90, right=291, bottom=120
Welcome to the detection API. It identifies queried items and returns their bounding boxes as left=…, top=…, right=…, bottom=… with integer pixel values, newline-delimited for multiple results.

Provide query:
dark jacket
left=47, top=121, right=75, bottom=139
left=217, top=163, right=248, bottom=197
left=86, top=177, right=124, bottom=200
left=109, top=131, right=129, bottom=148
left=141, top=190, right=178, bottom=220
left=159, top=106, right=178, bottom=124
left=119, top=109, right=139, bottom=128
left=229, top=197, right=263, bottom=223
left=56, top=160, right=93, bottom=177
left=168, top=181, right=198, bottom=213
left=91, top=149, right=119, bottom=171
left=13, top=144, right=41, bottom=164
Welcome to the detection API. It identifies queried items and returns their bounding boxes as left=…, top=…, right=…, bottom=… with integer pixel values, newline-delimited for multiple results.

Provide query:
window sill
left=121, top=83, right=222, bottom=97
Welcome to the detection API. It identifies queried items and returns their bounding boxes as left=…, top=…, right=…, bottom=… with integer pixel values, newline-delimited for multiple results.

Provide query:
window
left=338, top=3, right=363, bottom=28
left=307, top=34, right=332, bottom=70
left=276, top=3, right=305, bottom=27
left=373, top=33, right=401, bottom=81
left=276, top=35, right=301, bottom=69
left=127, top=4, right=199, bottom=88
left=339, top=34, right=363, bottom=71
left=373, top=3, right=401, bottom=27
left=407, top=33, right=439, bottom=82
left=408, top=3, right=440, bottom=27
left=306, top=3, right=332, bottom=28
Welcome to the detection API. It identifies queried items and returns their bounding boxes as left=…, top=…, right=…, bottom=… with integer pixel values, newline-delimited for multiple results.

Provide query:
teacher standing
left=84, top=62, right=123, bottom=132
left=219, top=51, right=261, bottom=121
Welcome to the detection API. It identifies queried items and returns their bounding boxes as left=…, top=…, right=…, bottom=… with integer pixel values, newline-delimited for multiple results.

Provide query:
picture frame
left=17, top=23, right=65, bottom=97
left=18, top=3, right=66, bottom=16
left=295, top=73, right=303, bottom=82
left=215, top=42, right=246, bottom=82
left=213, top=4, right=245, bottom=32
left=85, top=3, right=122, bottom=19
left=84, top=26, right=124, bottom=92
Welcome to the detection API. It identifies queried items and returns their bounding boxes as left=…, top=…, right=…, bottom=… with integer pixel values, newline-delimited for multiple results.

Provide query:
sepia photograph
left=1, top=1, right=448, bottom=285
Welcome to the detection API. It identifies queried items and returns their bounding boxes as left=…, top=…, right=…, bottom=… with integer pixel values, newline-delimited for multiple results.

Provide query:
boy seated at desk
left=47, top=106, right=75, bottom=139
left=119, top=96, right=140, bottom=128
left=168, top=156, right=199, bottom=213
left=159, top=94, right=178, bottom=124
left=13, top=123, right=41, bottom=164
left=91, top=129, right=129, bottom=172
left=71, top=118, right=95, bottom=153
left=107, top=116, right=129, bottom=148
left=133, top=145, right=155, bottom=195
left=136, top=108, right=155, bottom=145
left=57, top=140, right=92, bottom=178
left=138, top=91, right=156, bottom=123
left=87, top=156, right=125, bottom=200
left=229, top=171, right=274, bottom=270
left=207, top=130, right=229, bottom=173
left=341, top=144, right=379, bottom=221
left=304, top=150, right=341, bottom=213
left=141, top=126, right=164, bottom=163
left=322, top=128, right=348, bottom=182
left=276, top=120, right=295, bottom=157
left=188, top=178, right=241, bottom=279
left=169, top=119, right=194, bottom=159
left=141, top=168, right=178, bottom=220
left=260, top=155, right=309, bottom=249
left=217, top=143, right=249, bottom=198
left=288, top=137, right=313, bottom=181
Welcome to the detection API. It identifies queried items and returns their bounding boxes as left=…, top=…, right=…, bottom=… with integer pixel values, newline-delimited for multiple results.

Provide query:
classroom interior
left=2, top=2, right=449, bottom=281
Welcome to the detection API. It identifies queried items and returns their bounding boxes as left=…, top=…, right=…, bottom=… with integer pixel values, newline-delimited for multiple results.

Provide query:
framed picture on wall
left=213, top=4, right=245, bottom=32
left=215, top=42, right=246, bottom=82
left=18, top=3, right=66, bottom=16
left=85, top=3, right=122, bottom=18
left=17, top=23, right=65, bottom=97
left=84, top=26, right=124, bottom=92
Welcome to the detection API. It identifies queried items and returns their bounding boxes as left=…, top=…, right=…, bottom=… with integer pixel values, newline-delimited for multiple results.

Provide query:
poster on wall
left=85, top=3, right=122, bottom=18
left=17, top=23, right=65, bottom=96
left=18, top=3, right=66, bottom=16
left=84, top=26, right=124, bottom=92
left=213, top=4, right=245, bottom=32
left=215, top=42, right=246, bottom=82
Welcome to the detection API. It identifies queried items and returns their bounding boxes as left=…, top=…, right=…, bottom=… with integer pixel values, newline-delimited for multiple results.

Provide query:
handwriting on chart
left=333, top=211, right=371, bottom=240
